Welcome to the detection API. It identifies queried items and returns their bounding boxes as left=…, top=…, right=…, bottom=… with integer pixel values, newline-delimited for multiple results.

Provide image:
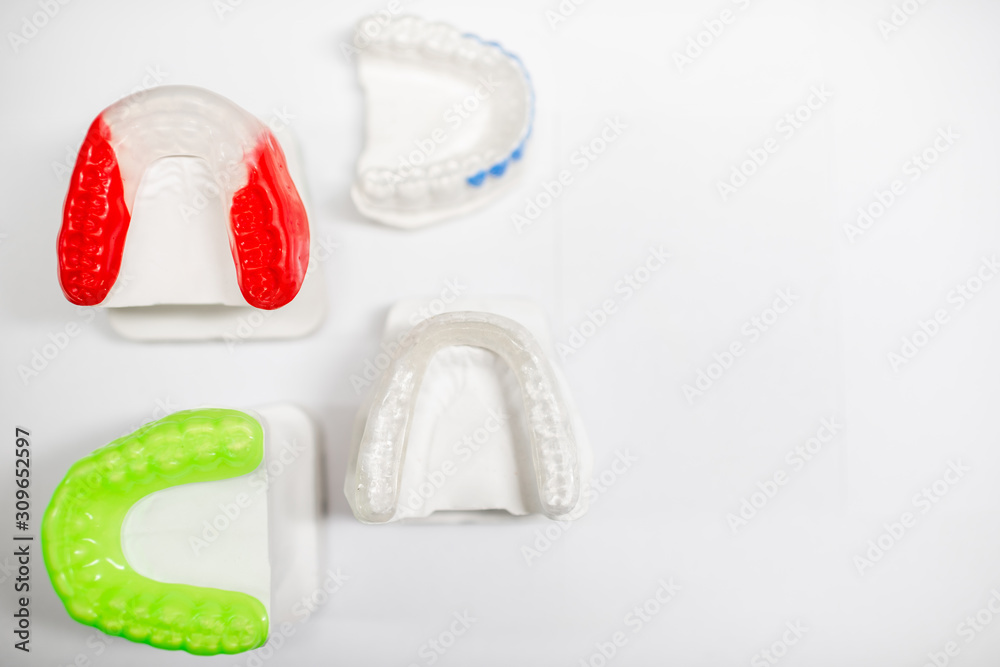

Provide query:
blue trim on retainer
left=461, top=32, right=535, bottom=188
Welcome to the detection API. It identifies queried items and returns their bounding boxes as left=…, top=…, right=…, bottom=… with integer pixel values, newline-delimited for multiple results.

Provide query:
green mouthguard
left=42, top=408, right=269, bottom=656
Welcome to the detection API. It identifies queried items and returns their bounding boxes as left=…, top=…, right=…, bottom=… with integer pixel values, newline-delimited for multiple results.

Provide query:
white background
left=2, top=0, right=1000, bottom=665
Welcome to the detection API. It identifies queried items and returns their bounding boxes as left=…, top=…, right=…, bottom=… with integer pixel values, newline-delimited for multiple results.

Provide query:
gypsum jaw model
left=348, top=312, right=581, bottom=523
left=42, top=409, right=270, bottom=656
left=351, top=16, right=534, bottom=227
left=58, top=85, right=310, bottom=310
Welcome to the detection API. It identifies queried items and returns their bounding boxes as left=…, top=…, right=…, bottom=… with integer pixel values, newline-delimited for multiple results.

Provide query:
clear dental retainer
left=346, top=300, right=592, bottom=523
left=351, top=15, right=534, bottom=228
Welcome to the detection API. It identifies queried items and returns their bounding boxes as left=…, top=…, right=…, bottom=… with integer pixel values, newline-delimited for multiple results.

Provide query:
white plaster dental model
left=346, top=300, right=591, bottom=523
left=351, top=15, right=534, bottom=228
left=57, top=85, right=326, bottom=340
left=42, top=405, right=321, bottom=655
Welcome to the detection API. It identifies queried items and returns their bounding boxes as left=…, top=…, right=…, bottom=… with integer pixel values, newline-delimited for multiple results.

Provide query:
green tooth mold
left=41, top=408, right=269, bottom=656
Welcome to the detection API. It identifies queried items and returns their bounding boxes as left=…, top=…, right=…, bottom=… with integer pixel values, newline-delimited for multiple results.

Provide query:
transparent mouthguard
left=58, top=84, right=309, bottom=310
left=352, top=312, right=580, bottom=523
left=351, top=15, right=534, bottom=226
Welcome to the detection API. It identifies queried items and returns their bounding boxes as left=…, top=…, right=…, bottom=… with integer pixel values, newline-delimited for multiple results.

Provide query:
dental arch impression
left=42, top=409, right=269, bottom=656
left=351, top=15, right=534, bottom=227
left=57, top=85, right=309, bottom=310
left=349, top=312, right=583, bottom=523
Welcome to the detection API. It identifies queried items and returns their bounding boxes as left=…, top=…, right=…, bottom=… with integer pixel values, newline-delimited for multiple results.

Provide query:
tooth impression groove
left=41, top=408, right=268, bottom=656
left=354, top=312, right=579, bottom=522
left=59, top=117, right=131, bottom=305
left=56, top=86, right=310, bottom=310
left=353, top=16, right=535, bottom=224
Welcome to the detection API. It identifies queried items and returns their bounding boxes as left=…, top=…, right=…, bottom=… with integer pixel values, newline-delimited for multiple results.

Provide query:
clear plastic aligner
left=352, top=312, right=580, bottom=523
left=58, top=85, right=309, bottom=310
left=351, top=16, right=534, bottom=227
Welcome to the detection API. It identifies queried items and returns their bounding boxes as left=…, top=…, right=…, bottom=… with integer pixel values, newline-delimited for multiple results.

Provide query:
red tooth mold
left=58, top=116, right=130, bottom=307
left=230, top=131, right=309, bottom=310
left=56, top=85, right=310, bottom=310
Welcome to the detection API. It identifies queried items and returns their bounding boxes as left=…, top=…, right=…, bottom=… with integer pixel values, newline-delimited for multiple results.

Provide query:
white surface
left=2, top=0, right=1000, bottom=665
left=259, top=403, right=323, bottom=628
left=106, top=156, right=248, bottom=307
left=345, top=298, right=592, bottom=522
